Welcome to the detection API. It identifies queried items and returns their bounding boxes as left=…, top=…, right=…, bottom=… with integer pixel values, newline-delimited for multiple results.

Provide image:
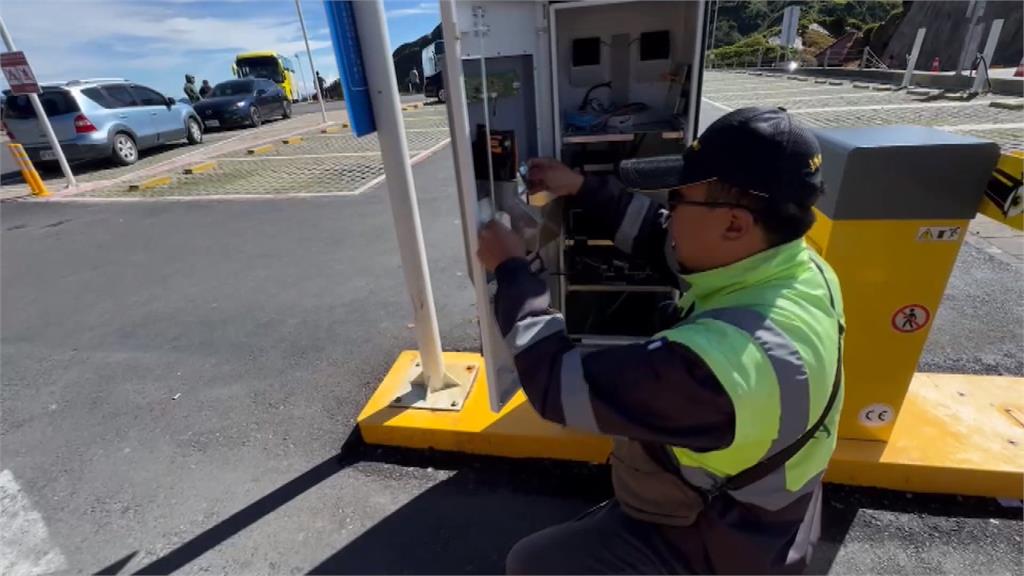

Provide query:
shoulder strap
left=719, top=258, right=843, bottom=493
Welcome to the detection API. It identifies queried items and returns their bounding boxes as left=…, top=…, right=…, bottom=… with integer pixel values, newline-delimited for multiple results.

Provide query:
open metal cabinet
left=440, top=0, right=707, bottom=412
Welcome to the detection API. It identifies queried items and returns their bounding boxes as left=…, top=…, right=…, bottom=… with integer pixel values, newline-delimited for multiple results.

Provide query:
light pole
left=294, top=0, right=327, bottom=122
left=294, top=52, right=308, bottom=101
left=0, top=16, right=76, bottom=188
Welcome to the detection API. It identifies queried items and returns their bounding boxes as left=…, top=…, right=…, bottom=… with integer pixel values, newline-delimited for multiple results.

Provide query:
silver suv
left=3, top=79, right=204, bottom=167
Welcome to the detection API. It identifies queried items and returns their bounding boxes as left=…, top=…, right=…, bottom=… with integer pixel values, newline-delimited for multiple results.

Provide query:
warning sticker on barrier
left=891, top=304, right=930, bottom=333
left=916, top=226, right=961, bottom=242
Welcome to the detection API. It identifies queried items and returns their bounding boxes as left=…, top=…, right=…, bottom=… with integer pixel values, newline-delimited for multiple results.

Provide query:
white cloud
left=0, top=0, right=336, bottom=94
left=386, top=2, right=437, bottom=18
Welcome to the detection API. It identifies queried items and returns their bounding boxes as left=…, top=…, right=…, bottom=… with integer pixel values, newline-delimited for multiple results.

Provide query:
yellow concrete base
left=246, top=144, right=274, bottom=155
left=358, top=353, right=1023, bottom=498
left=183, top=161, right=217, bottom=175
left=357, top=351, right=612, bottom=462
left=826, top=372, right=1023, bottom=498
left=128, top=175, right=173, bottom=191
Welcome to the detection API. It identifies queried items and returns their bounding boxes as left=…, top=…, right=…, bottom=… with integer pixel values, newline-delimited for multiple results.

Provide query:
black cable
left=971, top=52, right=992, bottom=93
left=578, top=82, right=612, bottom=111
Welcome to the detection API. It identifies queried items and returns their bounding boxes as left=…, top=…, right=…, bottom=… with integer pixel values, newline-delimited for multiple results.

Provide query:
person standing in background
left=408, top=68, right=420, bottom=93
left=183, top=74, right=201, bottom=104
left=316, top=71, right=327, bottom=101
left=199, top=79, right=213, bottom=99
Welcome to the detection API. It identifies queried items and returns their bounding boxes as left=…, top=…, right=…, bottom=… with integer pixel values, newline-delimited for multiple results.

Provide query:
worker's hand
left=526, top=158, right=584, bottom=198
left=477, top=220, right=526, bottom=272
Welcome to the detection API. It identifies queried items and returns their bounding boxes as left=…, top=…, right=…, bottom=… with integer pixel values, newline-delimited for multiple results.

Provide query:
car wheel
left=186, top=117, right=203, bottom=144
left=438, top=88, right=446, bottom=104
left=282, top=100, right=292, bottom=119
left=111, top=132, right=138, bottom=166
left=249, top=105, right=262, bottom=128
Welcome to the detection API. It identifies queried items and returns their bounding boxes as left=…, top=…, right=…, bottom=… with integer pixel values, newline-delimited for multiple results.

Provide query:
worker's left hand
left=477, top=220, right=526, bottom=272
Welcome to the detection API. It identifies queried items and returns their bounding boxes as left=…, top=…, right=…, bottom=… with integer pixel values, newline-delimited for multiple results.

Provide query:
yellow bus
left=233, top=52, right=298, bottom=102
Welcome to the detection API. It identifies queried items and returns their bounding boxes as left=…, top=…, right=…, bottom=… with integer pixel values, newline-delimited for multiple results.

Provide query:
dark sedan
left=192, top=78, right=291, bottom=129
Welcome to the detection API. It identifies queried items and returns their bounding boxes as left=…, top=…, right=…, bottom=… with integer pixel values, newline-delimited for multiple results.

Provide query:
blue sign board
left=324, top=0, right=376, bottom=137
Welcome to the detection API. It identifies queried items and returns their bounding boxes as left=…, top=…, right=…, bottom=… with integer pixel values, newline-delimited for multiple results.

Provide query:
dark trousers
left=506, top=500, right=694, bottom=574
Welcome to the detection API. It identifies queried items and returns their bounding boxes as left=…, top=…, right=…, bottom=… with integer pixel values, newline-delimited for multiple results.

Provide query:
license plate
left=39, top=150, right=56, bottom=161
left=204, top=119, right=220, bottom=128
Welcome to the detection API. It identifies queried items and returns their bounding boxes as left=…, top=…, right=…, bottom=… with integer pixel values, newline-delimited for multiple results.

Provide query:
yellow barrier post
left=978, top=151, right=1023, bottom=231
left=7, top=143, right=49, bottom=197
left=808, top=127, right=1000, bottom=442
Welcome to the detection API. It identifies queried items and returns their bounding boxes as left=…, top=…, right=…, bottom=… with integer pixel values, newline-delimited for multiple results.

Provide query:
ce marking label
left=858, top=404, right=894, bottom=427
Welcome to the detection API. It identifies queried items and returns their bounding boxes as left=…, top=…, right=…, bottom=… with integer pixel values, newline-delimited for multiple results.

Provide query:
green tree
left=713, top=20, right=743, bottom=49
left=824, top=14, right=848, bottom=37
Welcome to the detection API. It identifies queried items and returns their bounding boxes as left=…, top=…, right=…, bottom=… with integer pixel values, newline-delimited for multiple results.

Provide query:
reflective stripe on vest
left=662, top=303, right=838, bottom=511
left=614, top=193, right=651, bottom=254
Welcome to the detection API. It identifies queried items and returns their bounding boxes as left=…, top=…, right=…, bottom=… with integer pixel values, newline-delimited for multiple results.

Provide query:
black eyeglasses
left=661, top=179, right=763, bottom=227
left=667, top=197, right=753, bottom=211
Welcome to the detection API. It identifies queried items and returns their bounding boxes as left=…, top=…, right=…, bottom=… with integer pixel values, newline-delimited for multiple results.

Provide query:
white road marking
left=309, top=127, right=449, bottom=135
left=935, top=122, right=1024, bottom=131
left=791, top=100, right=1007, bottom=114
left=0, top=470, right=68, bottom=576
left=702, top=97, right=734, bottom=112
left=732, top=91, right=892, bottom=103
left=217, top=151, right=427, bottom=161
left=48, top=139, right=453, bottom=203
left=705, top=86, right=842, bottom=97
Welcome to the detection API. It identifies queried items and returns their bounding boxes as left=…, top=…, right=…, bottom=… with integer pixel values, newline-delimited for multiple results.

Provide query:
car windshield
left=211, top=80, right=255, bottom=97
left=235, top=57, right=283, bottom=83
left=2, top=89, right=79, bottom=119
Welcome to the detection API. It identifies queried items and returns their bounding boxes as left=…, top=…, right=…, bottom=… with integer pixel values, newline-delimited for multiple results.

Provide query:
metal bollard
left=7, top=143, right=49, bottom=197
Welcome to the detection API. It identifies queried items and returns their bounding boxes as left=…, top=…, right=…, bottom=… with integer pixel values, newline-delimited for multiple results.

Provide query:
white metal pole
left=294, top=52, right=308, bottom=101
left=901, top=28, right=927, bottom=89
left=439, top=0, right=504, bottom=410
left=686, top=0, right=705, bottom=143
left=972, top=19, right=1003, bottom=94
left=708, top=0, right=719, bottom=51
left=352, top=0, right=446, bottom=391
left=0, top=16, right=76, bottom=189
left=294, top=0, right=327, bottom=122
left=473, top=7, right=496, bottom=210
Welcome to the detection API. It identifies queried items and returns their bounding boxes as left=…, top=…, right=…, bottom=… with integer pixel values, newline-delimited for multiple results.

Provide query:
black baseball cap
left=619, top=107, right=823, bottom=207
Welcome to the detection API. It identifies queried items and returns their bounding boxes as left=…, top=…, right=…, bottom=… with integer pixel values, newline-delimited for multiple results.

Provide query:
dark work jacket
left=493, top=175, right=824, bottom=574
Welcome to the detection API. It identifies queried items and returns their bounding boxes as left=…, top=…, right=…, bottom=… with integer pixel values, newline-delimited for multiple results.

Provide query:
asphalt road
left=2, top=145, right=1022, bottom=574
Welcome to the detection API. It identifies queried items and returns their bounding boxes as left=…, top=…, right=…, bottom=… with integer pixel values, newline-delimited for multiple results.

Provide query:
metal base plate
left=390, top=356, right=478, bottom=411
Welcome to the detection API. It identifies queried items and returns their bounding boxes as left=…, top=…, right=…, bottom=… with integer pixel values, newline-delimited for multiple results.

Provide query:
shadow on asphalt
left=94, top=428, right=1020, bottom=575
left=119, top=430, right=368, bottom=575
left=809, top=483, right=1020, bottom=574
left=306, top=443, right=609, bottom=575
left=92, top=429, right=604, bottom=575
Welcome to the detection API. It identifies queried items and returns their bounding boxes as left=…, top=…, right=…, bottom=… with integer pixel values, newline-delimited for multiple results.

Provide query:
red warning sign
left=1, top=51, right=39, bottom=95
left=891, top=304, right=930, bottom=333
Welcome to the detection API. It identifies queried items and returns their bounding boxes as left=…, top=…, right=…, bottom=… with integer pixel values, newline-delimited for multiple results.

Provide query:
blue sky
left=1, top=0, right=439, bottom=99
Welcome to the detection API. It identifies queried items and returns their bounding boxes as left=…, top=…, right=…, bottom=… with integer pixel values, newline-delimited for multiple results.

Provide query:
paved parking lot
left=702, top=71, right=1023, bottom=152
left=80, top=108, right=449, bottom=199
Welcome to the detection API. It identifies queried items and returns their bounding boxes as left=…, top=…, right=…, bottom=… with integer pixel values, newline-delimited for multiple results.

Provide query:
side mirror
left=165, top=96, right=175, bottom=107
left=256, top=89, right=267, bottom=96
